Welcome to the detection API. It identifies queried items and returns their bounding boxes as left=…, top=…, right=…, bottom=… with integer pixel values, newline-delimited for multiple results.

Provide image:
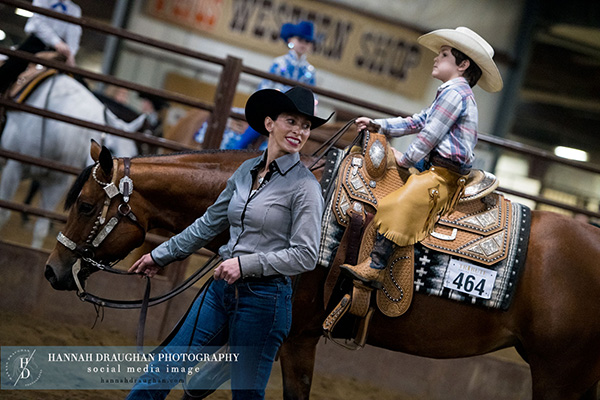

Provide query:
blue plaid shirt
left=375, top=77, right=478, bottom=169
left=258, top=50, right=317, bottom=92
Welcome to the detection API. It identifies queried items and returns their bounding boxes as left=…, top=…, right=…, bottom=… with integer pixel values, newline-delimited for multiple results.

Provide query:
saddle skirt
left=318, top=132, right=531, bottom=318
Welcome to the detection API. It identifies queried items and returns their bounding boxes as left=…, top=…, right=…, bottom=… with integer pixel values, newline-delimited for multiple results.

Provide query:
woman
left=126, top=86, right=331, bottom=399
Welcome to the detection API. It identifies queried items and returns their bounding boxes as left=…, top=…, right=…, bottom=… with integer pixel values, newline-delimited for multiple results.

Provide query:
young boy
left=341, top=27, right=503, bottom=288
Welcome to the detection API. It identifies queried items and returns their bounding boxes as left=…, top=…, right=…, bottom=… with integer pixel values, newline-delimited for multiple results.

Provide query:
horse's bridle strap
left=57, top=231, right=77, bottom=251
left=58, top=158, right=144, bottom=266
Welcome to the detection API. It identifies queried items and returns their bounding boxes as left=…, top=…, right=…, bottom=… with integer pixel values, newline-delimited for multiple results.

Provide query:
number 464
left=452, top=272, right=486, bottom=296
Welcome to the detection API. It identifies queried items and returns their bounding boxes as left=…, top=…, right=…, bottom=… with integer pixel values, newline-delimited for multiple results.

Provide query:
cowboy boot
left=340, top=233, right=395, bottom=289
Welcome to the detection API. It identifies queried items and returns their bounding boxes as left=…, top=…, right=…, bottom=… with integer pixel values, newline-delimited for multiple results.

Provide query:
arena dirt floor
left=0, top=180, right=533, bottom=400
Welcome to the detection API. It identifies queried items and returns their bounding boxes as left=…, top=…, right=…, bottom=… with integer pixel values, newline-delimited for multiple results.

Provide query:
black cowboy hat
left=245, top=87, right=333, bottom=136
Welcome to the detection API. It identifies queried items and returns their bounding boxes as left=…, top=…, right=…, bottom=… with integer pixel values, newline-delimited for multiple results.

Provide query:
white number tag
left=443, top=259, right=497, bottom=299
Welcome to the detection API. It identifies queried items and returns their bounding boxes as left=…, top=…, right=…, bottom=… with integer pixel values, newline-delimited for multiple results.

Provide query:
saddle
left=8, top=51, right=64, bottom=103
left=322, top=131, right=512, bottom=347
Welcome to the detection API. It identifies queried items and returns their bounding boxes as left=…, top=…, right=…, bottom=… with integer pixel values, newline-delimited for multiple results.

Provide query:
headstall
left=56, top=157, right=144, bottom=295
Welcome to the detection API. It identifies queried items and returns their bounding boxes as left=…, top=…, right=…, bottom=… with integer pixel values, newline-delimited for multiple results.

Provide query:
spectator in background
left=138, top=93, right=169, bottom=154
left=0, top=0, right=82, bottom=93
left=219, top=20, right=318, bottom=150
left=257, top=20, right=317, bottom=92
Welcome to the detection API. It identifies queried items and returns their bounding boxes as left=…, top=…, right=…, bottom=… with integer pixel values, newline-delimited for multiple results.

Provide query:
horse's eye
left=78, top=202, right=94, bottom=215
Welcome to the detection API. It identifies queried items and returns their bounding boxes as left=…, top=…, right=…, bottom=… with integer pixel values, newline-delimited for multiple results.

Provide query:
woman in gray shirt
left=127, top=86, right=330, bottom=400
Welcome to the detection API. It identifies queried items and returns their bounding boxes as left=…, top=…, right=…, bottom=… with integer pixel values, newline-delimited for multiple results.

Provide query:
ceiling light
left=554, top=146, right=588, bottom=162
left=15, top=8, right=34, bottom=18
left=0, top=30, right=6, bottom=41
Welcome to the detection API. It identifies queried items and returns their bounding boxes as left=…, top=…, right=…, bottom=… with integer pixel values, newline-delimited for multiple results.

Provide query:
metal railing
left=1, top=0, right=599, bottom=224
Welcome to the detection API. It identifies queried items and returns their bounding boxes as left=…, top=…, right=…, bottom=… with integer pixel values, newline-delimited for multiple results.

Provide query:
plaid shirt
left=375, top=77, right=478, bottom=169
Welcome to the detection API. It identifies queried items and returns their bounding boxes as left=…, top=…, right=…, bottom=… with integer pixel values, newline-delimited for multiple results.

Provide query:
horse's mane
left=63, top=150, right=258, bottom=210
left=63, top=149, right=311, bottom=211
left=64, top=165, right=93, bottom=211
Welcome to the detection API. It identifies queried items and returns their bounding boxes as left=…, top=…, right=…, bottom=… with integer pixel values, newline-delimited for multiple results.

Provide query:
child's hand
left=390, top=147, right=409, bottom=168
left=355, top=117, right=381, bottom=132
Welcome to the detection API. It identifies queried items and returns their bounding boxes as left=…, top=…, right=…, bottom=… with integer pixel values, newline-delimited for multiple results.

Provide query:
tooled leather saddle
left=321, top=130, right=529, bottom=331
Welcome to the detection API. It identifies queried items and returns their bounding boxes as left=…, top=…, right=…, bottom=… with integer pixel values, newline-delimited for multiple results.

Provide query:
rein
left=308, top=118, right=356, bottom=171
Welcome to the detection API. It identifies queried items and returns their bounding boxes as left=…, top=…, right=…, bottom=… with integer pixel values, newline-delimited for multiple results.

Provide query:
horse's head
left=45, top=140, right=147, bottom=291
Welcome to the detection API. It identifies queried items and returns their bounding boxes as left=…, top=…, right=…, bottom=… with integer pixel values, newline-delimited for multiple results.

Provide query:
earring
left=288, top=42, right=295, bottom=49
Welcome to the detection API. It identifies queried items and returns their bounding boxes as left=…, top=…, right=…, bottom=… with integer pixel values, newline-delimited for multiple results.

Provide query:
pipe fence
left=1, top=0, right=599, bottom=235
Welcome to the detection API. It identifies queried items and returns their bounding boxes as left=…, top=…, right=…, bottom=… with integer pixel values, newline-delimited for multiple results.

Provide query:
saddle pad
left=317, top=150, right=350, bottom=269
left=414, top=201, right=531, bottom=310
left=12, top=69, right=58, bottom=104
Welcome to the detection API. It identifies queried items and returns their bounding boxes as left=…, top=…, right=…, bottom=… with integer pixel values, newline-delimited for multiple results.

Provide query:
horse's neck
left=130, top=152, right=256, bottom=233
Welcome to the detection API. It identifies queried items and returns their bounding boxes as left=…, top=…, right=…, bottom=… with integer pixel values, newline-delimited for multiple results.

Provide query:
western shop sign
left=146, top=0, right=432, bottom=98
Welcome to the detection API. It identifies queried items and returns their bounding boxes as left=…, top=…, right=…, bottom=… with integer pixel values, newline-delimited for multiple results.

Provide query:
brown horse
left=44, top=142, right=600, bottom=400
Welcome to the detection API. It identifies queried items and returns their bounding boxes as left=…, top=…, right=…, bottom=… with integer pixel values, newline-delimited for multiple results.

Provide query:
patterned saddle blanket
left=318, top=133, right=531, bottom=317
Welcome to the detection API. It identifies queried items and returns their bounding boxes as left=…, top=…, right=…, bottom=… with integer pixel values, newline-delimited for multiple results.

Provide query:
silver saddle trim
left=460, top=170, right=499, bottom=203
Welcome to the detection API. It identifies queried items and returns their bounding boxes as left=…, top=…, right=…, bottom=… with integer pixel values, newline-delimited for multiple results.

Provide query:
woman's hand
left=128, top=253, right=161, bottom=278
left=355, top=117, right=381, bottom=132
left=213, top=258, right=241, bottom=285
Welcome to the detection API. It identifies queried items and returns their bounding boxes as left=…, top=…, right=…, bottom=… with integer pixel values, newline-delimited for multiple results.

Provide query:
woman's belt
left=242, top=275, right=288, bottom=283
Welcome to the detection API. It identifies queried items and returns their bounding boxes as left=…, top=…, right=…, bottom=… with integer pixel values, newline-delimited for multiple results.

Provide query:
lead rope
left=40, top=74, right=58, bottom=159
left=308, top=118, right=357, bottom=171
left=137, top=276, right=151, bottom=353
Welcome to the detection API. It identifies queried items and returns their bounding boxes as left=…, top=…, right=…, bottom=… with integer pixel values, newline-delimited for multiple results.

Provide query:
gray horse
left=0, top=73, right=145, bottom=248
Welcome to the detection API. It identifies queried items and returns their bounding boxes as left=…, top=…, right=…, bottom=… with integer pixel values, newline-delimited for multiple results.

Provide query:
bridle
left=57, top=157, right=145, bottom=295
left=55, top=157, right=219, bottom=350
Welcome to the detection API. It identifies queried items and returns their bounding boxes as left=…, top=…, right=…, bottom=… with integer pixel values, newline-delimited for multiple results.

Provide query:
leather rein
left=55, top=157, right=218, bottom=349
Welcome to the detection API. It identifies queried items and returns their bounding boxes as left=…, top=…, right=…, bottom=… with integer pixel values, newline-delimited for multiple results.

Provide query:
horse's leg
left=32, top=174, right=70, bottom=248
left=280, top=334, right=321, bottom=400
left=0, top=159, right=23, bottom=230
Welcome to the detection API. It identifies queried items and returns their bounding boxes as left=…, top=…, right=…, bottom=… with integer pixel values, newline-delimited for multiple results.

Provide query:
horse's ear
left=98, top=145, right=113, bottom=176
left=90, top=140, right=113, bottom=175
left=90, top=139, right=102, bottom=162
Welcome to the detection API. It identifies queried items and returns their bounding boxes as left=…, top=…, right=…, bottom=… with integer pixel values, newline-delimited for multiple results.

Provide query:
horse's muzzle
left=45, top=264, right=77, bottom=291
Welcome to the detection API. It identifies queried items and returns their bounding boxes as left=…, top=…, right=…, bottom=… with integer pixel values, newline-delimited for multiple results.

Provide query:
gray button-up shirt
left=151, top=152, right=324, bottom=278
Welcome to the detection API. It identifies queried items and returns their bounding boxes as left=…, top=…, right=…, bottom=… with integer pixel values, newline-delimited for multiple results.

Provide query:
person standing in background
left=0, top=0, right=82, bottom=93
left=220, top=20, right=318, bottom=150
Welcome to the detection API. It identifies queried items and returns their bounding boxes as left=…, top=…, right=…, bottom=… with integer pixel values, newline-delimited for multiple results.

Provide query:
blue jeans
left=126, top=277, right=293, bottom=400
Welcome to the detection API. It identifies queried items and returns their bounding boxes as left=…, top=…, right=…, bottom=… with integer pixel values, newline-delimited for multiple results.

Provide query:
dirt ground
left=0, top=310, right=409, bottom=400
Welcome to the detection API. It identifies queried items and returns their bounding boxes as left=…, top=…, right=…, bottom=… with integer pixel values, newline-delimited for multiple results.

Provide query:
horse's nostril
left=45, top=265, right=57, bottom=283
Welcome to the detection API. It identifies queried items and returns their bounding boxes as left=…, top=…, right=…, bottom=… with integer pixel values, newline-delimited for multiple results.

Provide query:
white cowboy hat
left=417, top=27, right=503, bottom=92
